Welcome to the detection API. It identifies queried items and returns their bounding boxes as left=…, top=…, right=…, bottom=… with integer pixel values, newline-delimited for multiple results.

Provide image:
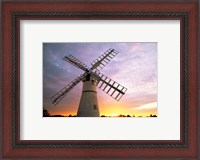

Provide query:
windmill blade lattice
left=90, top=48, right=119, bottom=71
left=63, top=55, right=89, bottom=72
left=51, top=74, right=84, bottom=105
left=93, top=71, right=127, bottom=101
left=51, top=48, right=127, bottom=108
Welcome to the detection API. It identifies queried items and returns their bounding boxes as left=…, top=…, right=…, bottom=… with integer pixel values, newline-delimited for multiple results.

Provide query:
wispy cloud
left=133, top=102, right=157, bottom=110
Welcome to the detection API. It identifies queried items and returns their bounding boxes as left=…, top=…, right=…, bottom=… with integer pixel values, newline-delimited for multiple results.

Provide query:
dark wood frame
left=1, top=0, right=199, bottom=159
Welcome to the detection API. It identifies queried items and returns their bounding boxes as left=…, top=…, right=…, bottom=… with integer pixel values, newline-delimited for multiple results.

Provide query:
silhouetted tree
left=150, top=114, right=157, bottom=117
left=43, top=109, right=51, bottom=117
left=52, top=115, right=65, bottom=117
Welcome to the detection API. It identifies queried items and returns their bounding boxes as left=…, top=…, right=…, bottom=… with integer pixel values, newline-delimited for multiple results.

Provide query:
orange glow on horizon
left=47, top=103, right=157, bottom=117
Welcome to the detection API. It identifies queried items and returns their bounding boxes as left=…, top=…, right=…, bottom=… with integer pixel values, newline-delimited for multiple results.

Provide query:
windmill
left=51, top=48, right=127, bottom=117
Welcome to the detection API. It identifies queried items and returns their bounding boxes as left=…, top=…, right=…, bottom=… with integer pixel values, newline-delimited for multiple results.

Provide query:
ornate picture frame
left=1, top=0, right=199, bottom=159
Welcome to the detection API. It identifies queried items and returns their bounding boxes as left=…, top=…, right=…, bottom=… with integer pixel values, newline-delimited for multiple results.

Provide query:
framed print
left=1, top=0, right=200, bottom=159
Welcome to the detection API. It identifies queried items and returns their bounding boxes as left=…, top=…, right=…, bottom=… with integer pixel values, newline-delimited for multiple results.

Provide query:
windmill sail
left=93, top=72, right=127, bottom=101
left=51, top=74, right=84, bottom=105
left=90, top=48, right=119, bottom=71
left=51, top=48, right=127, bottom=108
left=63, top=55, right=89, bottom=72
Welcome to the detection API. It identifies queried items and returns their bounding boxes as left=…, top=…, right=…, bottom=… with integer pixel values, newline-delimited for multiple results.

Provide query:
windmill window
left=91, top=80, right=95, bottom=85
left=94, top=105, right=97, bottom=110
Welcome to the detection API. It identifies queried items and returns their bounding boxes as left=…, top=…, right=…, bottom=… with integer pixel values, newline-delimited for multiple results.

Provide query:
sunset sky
left=43, top=42, right=157, bottom=117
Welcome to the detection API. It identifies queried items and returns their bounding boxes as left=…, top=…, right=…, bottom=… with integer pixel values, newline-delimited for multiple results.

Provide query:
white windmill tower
left=51, top=48, right=127, bottom=117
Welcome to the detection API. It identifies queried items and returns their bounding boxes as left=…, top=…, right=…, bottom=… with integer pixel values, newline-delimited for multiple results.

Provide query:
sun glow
left=109, top=113, right=120, bottom=117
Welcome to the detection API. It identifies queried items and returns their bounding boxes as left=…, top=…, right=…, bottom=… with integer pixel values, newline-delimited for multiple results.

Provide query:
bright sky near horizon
left=43, top=42, right=157, bottom=117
